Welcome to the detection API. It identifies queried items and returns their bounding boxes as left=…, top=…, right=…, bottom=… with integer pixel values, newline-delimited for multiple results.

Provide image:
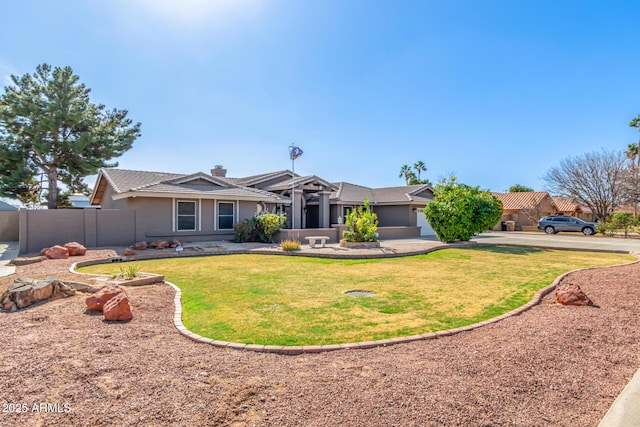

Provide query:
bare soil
left=0, top=250, right=639, bottom=426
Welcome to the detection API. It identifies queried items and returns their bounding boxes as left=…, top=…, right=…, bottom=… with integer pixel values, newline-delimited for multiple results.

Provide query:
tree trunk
left=47, top=169, right=58, bottom=209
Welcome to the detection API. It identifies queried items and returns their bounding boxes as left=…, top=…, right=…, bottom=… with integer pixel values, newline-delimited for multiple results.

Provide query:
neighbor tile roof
left=492, top=192, right=554, bottom=210
left=552, top=196, right=592, bottom=213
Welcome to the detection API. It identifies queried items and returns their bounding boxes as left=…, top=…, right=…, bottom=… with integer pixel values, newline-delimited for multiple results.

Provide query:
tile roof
left=332, top=182, right=433, bottom=205
left=492, top=192, right=554, bottom=210
left=101, top=169, right=184, bottom=193
left=552, top=196, right=592, bottom=213
left=97, top=168, right=288, bottom=202
left=95, top=168, right=433, bottom=207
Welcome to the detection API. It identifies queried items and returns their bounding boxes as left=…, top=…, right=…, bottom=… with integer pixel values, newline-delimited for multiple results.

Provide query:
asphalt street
left=472, top=231, right=640, bottom=253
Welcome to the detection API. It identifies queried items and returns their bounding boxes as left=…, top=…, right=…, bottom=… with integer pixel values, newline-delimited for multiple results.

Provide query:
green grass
left=79, top=246, right=634, bottom=345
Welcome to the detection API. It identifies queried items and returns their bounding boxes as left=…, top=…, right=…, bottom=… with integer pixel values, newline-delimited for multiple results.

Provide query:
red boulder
left=132, top=241, right=148, bottom=250
left=44, top=245, right=69, bottom=260
left=86, top=286, right=127, bottom=312
left=150, top=240, right=170, bottom=249
left=123, top=248, right=137, bottom=256
left=556, top=283, right=594, bottom=306
left=103, top=292, right=133, bottom=321
left=64, top=242, right=87, bottom=256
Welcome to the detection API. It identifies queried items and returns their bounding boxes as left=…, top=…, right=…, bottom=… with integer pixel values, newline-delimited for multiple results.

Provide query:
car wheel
left=583, top=227, right=594, bottom=236
left=544, top=226, right=555, bottom=234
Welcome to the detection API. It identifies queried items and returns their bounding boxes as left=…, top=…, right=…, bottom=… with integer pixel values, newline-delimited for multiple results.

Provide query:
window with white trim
left=218, top=202, right=234, bottom=230
left=177, top=201, right=196, bottom=231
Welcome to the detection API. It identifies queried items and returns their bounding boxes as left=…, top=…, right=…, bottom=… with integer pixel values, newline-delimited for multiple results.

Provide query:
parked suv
left=537, top=216, right=596, bottom=235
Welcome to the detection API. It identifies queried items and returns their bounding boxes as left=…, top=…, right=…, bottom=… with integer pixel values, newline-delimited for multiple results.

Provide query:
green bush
left=342, top=198, right=379, bottom=242
left=596, top=223, right=609, bottom=236
left=424, top=177, right=503, bottom=243
left=234, top=212, right=287, bottom=243
left=608, top=212, right=635, bottom=237
left=233, top=220, right=256, bottom=242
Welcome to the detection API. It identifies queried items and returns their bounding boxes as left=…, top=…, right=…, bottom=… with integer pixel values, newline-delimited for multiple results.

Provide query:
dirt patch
left=0, top=249, right=638, bottom=426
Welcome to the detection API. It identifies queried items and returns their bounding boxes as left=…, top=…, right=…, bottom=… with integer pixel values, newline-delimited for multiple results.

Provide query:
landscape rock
left=64, top=242, right=87, bottom=256
left=170, top=238, right=182, bottom=248
left=10, top=256, right=47, bottom=266
left=39, top=247, right=48, bottom=256
left=132, top=241, right=149, bottom=250
left=44, top=245, right=69, bottom=259
left=86, top=285, right=127, bottom=312
left=123, top=248, right=137, bottom=256
left=150, top=240, right=170, bottom=249
left=556, top=283, right=594, bottom=306
left=1, top=276, right=76, bottom=310
left=103, top=292, right=133, bottom=321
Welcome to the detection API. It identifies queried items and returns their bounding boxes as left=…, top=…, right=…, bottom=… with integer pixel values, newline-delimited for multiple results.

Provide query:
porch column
left=318, top=190, right=331, bottom=228
left=293, top=189, right=304, bottom=229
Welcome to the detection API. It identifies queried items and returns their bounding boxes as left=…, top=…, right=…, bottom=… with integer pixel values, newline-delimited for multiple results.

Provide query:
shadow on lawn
left=473, top=245, right=549, bottom=255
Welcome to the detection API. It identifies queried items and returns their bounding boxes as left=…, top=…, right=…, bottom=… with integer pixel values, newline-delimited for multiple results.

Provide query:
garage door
left=416, top=208, right=436, bottom=236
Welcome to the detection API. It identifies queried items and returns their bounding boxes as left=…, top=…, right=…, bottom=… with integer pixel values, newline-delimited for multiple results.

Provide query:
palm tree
left=413, top=160, right=427, bottom=181
left=399, top=164, right=412, bottom=185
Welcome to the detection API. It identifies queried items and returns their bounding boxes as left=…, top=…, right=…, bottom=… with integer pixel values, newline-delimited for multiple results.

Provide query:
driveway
left=472, top=231, right=640, bottom=253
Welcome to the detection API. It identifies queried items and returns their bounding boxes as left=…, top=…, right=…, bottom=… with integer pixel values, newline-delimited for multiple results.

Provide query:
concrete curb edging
left=165, top=254, right=640, bottom=355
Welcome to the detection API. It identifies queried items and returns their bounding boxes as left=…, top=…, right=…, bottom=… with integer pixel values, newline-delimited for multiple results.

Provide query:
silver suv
left=537, top=216, right=596, bottom=235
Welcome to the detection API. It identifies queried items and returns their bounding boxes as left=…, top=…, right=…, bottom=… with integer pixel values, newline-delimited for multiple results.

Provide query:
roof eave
left=111, top=191, right=289, bottom=203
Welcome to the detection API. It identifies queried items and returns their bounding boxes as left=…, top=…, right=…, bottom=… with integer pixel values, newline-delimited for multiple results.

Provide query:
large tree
left=0, top=64, right=141, bottom=209
left=423, top=177, right=503, bottom=242
left=509, top=184, right=534, bottom=192
left=543, top=150, right=627, bottom=221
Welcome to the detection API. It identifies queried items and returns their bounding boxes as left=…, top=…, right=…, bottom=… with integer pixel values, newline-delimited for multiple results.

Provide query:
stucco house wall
left=374, top=205, right=414, bottom=227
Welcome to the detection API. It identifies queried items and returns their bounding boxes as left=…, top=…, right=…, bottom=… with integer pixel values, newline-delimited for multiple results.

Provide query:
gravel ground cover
left=0, top=249, right=639, bottom=426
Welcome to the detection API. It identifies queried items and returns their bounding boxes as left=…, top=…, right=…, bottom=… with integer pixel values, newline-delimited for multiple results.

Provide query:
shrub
left=596, top=223, right=610, bottom=236
left=233, top=220, right=256, bottom=242
left=118, top=263, right=140, bottom=280
left=342, top=198, right=379, bottom=242
left=608, top=212, right=635, bottom=237
left=424, top=177, right=503, bottom=243
left=280, top=239, right=301, bottom=251
left=234, top=212, right=287, bottom=243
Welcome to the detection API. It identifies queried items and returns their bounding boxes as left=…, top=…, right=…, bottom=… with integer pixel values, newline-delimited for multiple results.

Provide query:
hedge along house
left=89, top=166, right=436, bottom=244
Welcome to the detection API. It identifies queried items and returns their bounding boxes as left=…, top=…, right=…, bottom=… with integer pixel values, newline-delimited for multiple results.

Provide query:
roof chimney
left=211, top=165, right=227, bottom=177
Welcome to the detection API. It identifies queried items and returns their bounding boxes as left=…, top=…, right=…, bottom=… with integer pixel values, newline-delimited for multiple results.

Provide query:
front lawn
left=79, top=246, right=634, bottom=345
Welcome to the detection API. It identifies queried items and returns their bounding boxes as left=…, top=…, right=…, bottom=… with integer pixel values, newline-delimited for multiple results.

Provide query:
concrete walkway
left=598, top=368, right=640, bottom=427
left=0, top=241, right=18, bottom=278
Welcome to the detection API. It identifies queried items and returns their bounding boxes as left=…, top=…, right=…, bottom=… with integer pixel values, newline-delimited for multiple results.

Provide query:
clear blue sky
left=1, top=0, right=639, bottom=193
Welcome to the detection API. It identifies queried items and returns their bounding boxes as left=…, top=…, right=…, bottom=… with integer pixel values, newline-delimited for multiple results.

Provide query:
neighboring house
left=0, top=200, right=19, bottom=241
left=68, top=193, right=92, bottom=208
left=551, top=196, right=594, bottom=221
left=492, top=192, right=557, bottom=230
left=0, top=200, right=18, bottom=211
left=89, top=166, right=436, bottom=242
